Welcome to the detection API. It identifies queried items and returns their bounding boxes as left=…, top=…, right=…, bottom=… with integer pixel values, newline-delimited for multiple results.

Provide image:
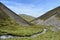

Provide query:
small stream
left=31, top=29, right=47, bottom=37
left=0, top=29, right=47, bottom=39
left=0, top=35, right=19, bottom=39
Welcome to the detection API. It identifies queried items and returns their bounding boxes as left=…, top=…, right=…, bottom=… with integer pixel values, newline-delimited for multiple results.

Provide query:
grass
left=5, top=26, right=60, bottom=40
left=0, top=25, right=43, bottom=36
left=0, top=9, right=43, bottom=36
left=19, top=14, right=35, bottom=22
left=0, top=8, right=60, bottom=40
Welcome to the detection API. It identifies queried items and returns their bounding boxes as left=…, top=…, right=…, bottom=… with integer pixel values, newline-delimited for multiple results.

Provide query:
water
left=0, top=35, right=19, bottom=39
left=31, top=29, right=47, bottom=37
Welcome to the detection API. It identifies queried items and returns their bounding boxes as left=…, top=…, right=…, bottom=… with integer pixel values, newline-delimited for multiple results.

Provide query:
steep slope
left=31, top=6, right=60, bottom=22
left=19, top=14, right=35, bottom=22
left=0, top=2, right=43, bottom=37
left=31, top=6, right=60, bottom=31
left=0, top=2, right=31, bottom=26
left=0, top=7, right=21, bottom=35
left=0, top=8, right=43, bottom=36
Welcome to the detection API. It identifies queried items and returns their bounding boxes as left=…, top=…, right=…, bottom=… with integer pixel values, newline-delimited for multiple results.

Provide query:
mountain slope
left=0, top=2, right=32, bottom=26
left=19, top=14, right=35, bottom=22
left=0, top=8, right=43, bottom=37
left=0, top=2, right=43, bottom=37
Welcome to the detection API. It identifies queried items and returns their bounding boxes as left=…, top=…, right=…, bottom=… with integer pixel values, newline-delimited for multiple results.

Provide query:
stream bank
left=0, top=29, right=47, bottom=39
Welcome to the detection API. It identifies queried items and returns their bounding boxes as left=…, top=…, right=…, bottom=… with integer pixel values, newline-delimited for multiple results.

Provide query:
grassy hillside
left=0, top=8, right=60, bottom=40
left=0, top=9, right=43, bottom=37
left=19, top=14, right=35, bottom=22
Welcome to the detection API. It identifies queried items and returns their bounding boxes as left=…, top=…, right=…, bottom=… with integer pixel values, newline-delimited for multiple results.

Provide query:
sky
left=0, top=0, right=60, bottom=17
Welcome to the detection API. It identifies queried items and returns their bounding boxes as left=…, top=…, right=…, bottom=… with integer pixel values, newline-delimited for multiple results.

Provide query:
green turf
left=5, top=26, right=60, bottom=40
